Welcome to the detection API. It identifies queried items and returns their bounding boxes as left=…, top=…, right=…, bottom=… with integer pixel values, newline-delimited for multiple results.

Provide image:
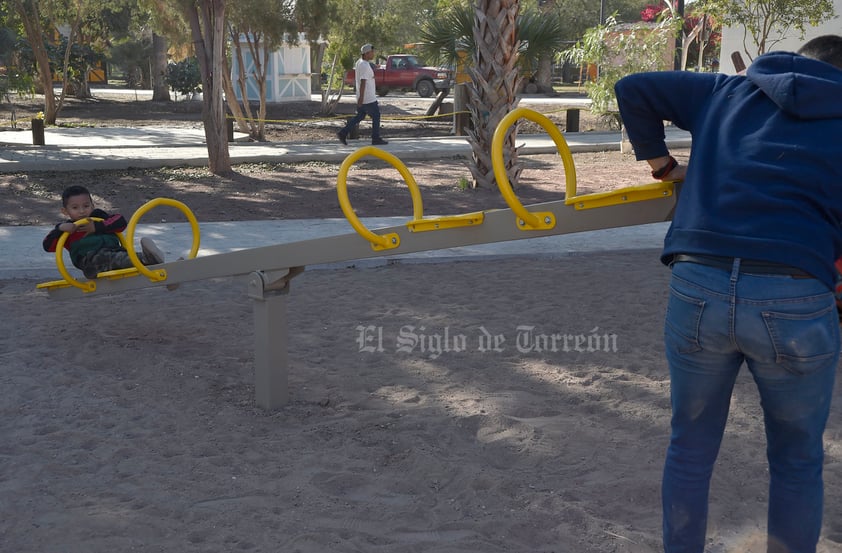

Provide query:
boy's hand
left=59, top=221, right=94, bottom=234
left=74, top=221, right=95, bottom=235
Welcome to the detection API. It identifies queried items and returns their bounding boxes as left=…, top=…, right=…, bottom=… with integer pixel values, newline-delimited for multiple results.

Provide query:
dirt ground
left=0, top=90, right=680, bottom=227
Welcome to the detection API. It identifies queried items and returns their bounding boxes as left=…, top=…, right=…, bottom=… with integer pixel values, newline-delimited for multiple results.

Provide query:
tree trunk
left=256, top=44, right=268, bottom=142
left=74, top=78, right=92, bottom=99
left=62, top=9, right=83, bottom=104
left=466, top=0, right=522, bottom=189
left=244, top=32, right=267, bottom=141
left=310, top=38, right=326, bottom=93
left=186, top=0, right=231, bottom=176
left=229, top=29, right=259, bottom=138
left=151, top=33, right=171, bottom=102
left=319, top=53, right=344, bottom=116
left=221, top=55, right=249, bottom=135
left=14, top=0, right=57, bottom=124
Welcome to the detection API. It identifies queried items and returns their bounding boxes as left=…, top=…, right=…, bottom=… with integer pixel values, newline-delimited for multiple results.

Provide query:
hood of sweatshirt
left=746, top=51, right=842, bottom=119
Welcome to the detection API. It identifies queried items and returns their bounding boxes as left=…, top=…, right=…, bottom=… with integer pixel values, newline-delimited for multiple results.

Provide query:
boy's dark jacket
left=615, top=51, right=842, bottom=290
left=43, top=209, right=127, bottom=268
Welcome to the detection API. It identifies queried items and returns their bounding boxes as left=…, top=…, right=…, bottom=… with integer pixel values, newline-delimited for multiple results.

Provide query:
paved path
left=0, top=122, right=690, bottom=172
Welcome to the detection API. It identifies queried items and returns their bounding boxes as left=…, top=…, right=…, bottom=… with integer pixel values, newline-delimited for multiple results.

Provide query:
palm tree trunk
left=466, top=0, right=522, bottom=189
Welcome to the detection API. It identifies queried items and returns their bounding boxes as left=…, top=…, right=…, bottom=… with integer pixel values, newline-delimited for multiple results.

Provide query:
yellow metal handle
left=492, top=107, right=578, bottom=230
left=53, top=217, right=105, bottom=292
left=125, top=198, right=201, bottom=281
left=336, top=146, right=424, bottom=251
left=569, top=181, right=675, bottom=210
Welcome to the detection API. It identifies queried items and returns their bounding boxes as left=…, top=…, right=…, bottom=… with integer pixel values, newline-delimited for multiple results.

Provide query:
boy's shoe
left=140, top=237, right=165, bottom=265
left=337, top=131, right=348, bottom=145
left=372, top=138, right=388, bottom=145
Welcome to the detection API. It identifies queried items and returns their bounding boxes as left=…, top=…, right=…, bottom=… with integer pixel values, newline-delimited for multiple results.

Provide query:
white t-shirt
left=355, top=58, right=377, bottom=104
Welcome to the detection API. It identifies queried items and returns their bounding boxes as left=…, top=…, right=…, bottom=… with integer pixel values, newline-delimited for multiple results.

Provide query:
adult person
left=614, top=35, right=842, bottom=553
left=337, top=43, right=387, bottom=146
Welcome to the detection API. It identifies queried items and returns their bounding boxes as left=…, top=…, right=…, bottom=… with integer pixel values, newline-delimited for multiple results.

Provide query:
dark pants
left=341, top=101, right=382, bottom=141
left=76, top=248, right=151, bottom=279
left=662, top=259, right=838, bottom=553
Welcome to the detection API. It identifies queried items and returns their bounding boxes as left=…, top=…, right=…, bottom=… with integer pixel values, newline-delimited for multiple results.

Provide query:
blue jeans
left=343, top=101, right=382, bottom=141
left=663, top=259, right=839, bottom=553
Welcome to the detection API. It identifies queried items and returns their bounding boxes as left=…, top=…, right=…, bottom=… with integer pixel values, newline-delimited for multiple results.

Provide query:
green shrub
left=561, top=15, right=679, bottom=117
left=165, top=58, right=202, bottom=96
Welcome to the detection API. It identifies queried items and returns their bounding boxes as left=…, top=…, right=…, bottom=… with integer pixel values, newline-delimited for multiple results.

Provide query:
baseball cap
left=360, top=44, right=374, bottom=54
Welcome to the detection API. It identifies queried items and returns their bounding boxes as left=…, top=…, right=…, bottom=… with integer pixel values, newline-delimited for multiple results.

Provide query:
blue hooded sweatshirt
left=614, top=52, right=842, bottom=290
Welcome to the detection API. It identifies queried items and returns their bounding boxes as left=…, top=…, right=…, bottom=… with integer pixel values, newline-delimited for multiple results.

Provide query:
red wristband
left=651, top=156, right=677, bottom=179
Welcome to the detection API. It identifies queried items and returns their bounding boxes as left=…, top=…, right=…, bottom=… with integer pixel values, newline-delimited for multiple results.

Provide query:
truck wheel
left=416, top=79, right=434, bottom=98
left=377, top=88, right=388, bottom=97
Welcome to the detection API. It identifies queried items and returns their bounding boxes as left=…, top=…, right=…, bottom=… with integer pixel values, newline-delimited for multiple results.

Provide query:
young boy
left=43, top=185, right=165, bottom=280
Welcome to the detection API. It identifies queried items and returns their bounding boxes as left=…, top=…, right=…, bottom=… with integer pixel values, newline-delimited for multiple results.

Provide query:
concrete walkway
left=1, top=125, right=690, bottom=280
left=0, top=125, right=691, bottom=172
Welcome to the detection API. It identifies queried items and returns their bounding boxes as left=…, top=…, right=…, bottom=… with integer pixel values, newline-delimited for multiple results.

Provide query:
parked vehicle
left=344, top=54, right=452, bottom=98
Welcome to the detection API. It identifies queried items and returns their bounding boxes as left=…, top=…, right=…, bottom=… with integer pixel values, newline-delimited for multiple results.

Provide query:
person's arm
left=89, top=209, right=127, bottom=235
left=357, top=79, right=367, bottom=106
left=67, top=209, right=126, bottom=236
left=43, top=209, right=126, bottom=250
left=615, top=71, right=722, bottom=180
left=43, top=223, right=70, bottom=252
left=615, top=71, right=716, bottom=156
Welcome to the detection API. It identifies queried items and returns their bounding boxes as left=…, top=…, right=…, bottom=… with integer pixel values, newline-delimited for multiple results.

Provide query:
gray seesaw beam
left=43, top=194, right=675, bottom=300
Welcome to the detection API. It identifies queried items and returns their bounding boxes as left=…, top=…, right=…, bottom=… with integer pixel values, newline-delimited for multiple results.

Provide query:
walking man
left=338, top=43, right=388, bottom=146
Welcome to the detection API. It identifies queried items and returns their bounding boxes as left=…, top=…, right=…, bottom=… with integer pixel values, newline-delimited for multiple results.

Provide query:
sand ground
left=3, top=252, right=842, bottom=552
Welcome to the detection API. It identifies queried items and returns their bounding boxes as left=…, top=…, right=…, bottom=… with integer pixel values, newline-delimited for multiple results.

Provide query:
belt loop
left=730, top=257, right=741, bottom=283
left=728, top=258, right=740, bottom=343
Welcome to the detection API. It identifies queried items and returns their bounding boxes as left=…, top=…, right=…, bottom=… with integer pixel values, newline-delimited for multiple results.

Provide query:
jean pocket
left=762, top=303, right=840, bottom=375
left=665, top=287, right=705, bottom=354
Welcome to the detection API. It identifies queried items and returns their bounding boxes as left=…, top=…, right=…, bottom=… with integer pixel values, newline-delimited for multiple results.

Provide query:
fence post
left=31, top=118, right=45, bottom=145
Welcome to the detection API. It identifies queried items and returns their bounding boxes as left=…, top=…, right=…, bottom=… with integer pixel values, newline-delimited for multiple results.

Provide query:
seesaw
left=36, top=197, right=201, bottom=293
left=37, top=107, right=680, bottom=409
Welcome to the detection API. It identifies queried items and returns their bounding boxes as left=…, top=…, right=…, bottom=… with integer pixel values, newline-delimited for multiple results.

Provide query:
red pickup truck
left=344, top=54, right=452, bottom=98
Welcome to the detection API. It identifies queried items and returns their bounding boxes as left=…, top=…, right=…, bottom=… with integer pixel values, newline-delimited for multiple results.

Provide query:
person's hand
left=74, top=221, right=95, bottom=235
left=58, top=222, right=77, bottom=233
left=647, top=155, right=686, bottom=182
left=662, top=163, right=687, bottom=182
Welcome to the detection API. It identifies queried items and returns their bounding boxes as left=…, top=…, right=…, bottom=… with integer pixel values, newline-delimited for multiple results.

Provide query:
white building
left=720, top=1, right=842, bottom=73
left=229, top=34, right=312, bottom=102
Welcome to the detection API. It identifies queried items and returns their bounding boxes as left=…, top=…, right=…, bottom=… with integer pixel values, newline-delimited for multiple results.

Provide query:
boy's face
left=61, top=193, right=94, bottom=221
